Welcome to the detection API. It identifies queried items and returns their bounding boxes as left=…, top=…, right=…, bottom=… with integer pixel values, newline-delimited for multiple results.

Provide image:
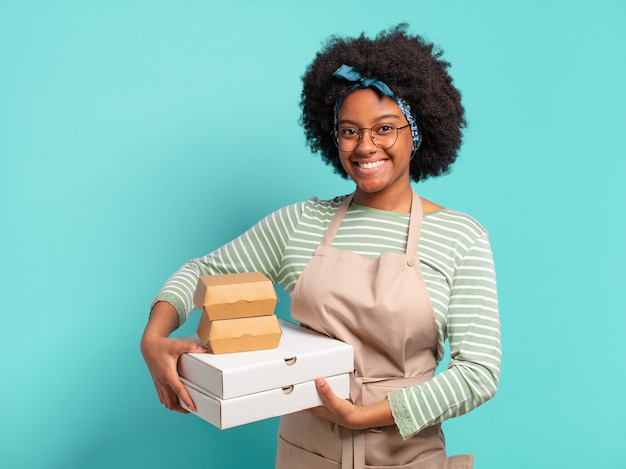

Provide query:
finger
left=168, top=374, right=197, bottom=412
left=178, top=340, right=209, bottom=355
left=155, top=383, right=166, bottom=406
left=153, top=367, right=196, bottom=413
left=162, top=386, right=191, bottom=414
left=315, top=376, right=335, bottom=405
left=168, top=343, right=206, bottom=411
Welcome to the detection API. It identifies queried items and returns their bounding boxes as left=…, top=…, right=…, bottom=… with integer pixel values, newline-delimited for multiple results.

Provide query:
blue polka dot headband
left=332, top=64, right=422, bottom=156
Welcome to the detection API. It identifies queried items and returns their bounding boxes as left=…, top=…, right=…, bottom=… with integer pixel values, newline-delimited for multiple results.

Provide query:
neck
left=352, top=186, right=413, bottom=213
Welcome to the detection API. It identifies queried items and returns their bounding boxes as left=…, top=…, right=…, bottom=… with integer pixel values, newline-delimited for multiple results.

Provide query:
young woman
left=141, top=24, right=501, bottom=469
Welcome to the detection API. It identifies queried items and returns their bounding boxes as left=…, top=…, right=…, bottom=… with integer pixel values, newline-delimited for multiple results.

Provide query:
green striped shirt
left=155, top=195, right=501, bottom=440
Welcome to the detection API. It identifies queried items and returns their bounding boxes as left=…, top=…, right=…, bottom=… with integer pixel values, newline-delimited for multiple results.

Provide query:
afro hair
left=300, top=23, right=466, bottom=183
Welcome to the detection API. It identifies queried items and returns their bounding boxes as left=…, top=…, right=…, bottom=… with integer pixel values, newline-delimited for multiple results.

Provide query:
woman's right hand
left=140, top=301, right=208, bottom=413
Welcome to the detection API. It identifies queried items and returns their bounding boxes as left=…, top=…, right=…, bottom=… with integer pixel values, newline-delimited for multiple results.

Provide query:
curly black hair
left=300, top=23, right=466, bottom=183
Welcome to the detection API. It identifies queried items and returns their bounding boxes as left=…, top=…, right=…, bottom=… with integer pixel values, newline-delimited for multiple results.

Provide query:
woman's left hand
left=308, top=377, right=394, bottom=430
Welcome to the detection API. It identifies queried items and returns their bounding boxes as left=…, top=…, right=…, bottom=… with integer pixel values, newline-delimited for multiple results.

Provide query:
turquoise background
left=1, top=1, right=625, bottom=468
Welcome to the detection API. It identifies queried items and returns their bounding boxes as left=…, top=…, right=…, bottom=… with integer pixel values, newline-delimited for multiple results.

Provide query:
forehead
left=337, top=88, right=404, bottom=123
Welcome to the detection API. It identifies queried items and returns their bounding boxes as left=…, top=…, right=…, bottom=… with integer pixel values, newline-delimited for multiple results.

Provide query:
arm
left=141, top=201, right=306, bottom=411
left=151, top=201, right=306, bottom=327
left=388, top=230, right=501, bottom=439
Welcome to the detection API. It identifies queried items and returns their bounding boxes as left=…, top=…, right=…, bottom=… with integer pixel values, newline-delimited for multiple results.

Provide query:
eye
left=374, top=124, right=395, bottom=135
left=338, top=127, right=359, bottom=138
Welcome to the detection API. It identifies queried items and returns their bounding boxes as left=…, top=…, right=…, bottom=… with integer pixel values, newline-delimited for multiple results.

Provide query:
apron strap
left=322, top=193, right=354, bottom=245
left=405, top=189, right=423, bottom=255
left=342, top=428, right=365, bottom=469
left=342, top=375, right=433, bottom=469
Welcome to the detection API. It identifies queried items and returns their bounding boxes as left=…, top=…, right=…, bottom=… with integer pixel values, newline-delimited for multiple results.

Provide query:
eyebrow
left=337, top=113, right=404, bottom=126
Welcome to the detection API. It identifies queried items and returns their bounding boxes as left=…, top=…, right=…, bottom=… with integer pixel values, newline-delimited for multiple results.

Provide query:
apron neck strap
left=406, top=190, right=423, bottom=255
left=322, top=193, right=354, bottom=245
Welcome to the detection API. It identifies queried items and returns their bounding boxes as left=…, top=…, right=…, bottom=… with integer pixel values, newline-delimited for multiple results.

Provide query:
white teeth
left=358, top=160, right=385, bottom=169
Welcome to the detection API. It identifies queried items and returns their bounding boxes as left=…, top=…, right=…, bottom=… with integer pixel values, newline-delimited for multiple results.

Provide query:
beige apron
left=276, top=191, right=473, bottom=469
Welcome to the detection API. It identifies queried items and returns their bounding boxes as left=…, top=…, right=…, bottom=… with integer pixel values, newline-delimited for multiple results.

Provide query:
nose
left=355, top=129, right=377, bottom=154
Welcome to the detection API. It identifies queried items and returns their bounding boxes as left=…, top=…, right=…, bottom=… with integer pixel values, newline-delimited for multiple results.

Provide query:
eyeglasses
left=333, top=123, right=410, bottom=152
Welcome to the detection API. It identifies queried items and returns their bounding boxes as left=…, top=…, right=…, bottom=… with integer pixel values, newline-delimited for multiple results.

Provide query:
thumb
left=315, top=376, right=333, bottom=402
left=179, top=340, right=209, bottom=354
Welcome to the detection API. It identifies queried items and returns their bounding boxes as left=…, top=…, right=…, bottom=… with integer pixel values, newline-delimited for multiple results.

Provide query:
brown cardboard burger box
left=193, top=272, right=278, bottom=320
left=193, top=272, right=282, bottom=354
left=196, top=313, right=282, bottom=354
left=178, top=320, right=354, bottom=429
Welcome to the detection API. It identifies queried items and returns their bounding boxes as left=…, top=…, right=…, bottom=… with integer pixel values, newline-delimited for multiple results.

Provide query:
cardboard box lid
left=178, top=319, right=354, bottom=399
left=180, top=373, right=350, bottom=429
left=197, top=314, right=282, bottom=354
left=193, top=272, right=278, bottom=320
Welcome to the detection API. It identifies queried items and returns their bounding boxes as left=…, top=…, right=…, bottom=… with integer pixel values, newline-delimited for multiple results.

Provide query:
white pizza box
left=180, top=373, right=350, bottom=429
left=178, top=319, right=354, bottom=399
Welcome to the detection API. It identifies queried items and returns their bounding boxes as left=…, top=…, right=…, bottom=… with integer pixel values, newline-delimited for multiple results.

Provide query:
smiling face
left=336, top=88, right=415, bottom=211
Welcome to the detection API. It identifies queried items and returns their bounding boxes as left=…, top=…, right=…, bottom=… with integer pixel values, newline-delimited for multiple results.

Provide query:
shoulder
left=267, top=195, right=348, bottom=225
left=304, top=194, right=348, bottom=210
left=420, top=209, right=494, bottom=276
left=298, top=194, right=348, bottom=219
left=420, top=198, right=486, bottom=235
left=421, top=198, right=444, bottom=214
left=422, top=208, right=489, bottom=250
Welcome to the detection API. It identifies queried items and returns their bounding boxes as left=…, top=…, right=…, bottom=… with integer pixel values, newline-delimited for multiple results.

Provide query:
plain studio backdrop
left=1, top=1, right=624, bottom=468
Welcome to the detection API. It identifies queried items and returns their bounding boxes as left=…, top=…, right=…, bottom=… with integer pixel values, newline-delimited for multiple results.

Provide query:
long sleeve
left=388, top=229, right=501, bottom=440
left=152, top=201, right=306, bottom=327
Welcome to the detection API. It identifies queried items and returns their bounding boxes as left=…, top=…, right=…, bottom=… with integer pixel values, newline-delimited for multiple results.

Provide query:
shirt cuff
left=151, top=293, right=188, bottom=328
left=387, top=390, right=418, bottom=441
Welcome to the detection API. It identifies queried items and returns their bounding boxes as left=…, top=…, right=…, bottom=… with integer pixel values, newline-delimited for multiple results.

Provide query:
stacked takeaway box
left=177, top=272, right=354, bottom=429
left=192, top=272, right=282, bottom=354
